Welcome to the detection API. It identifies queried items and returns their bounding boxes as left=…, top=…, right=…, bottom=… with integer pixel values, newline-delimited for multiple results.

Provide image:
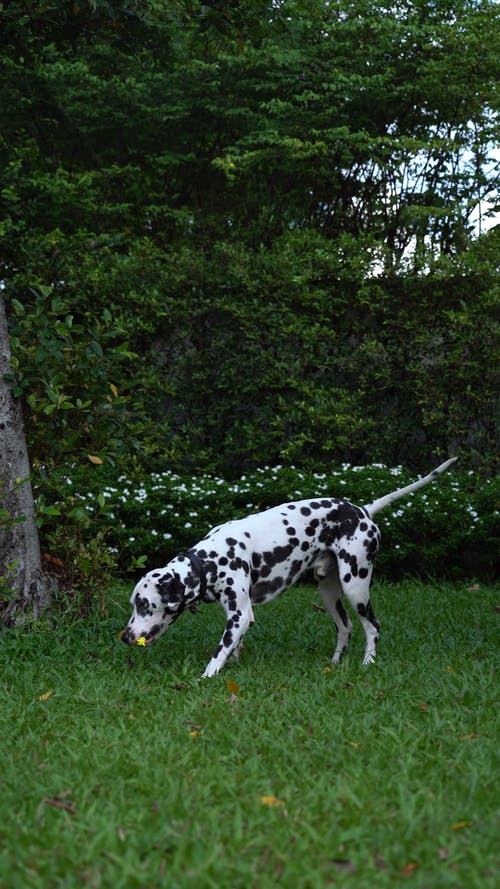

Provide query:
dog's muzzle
left=120, top=627, right=135, bottom=645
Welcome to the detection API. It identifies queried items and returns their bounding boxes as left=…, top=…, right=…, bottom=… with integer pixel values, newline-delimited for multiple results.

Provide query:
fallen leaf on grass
left=451, top=820, right=469, bottom=831
left=459, top=732, right=477, bottom=741
left=38, top=690, right=54, bottom=702
left=226, top=680, right=239, bottom=695
left=349, top=741, right=360, bottom=750
left=467, top=584, right=481, bottom=592
left=420, top=702, right=428, bottom=710
left=185, top=720, right=202, bottom=737
left=402, top=862, right=418, bottom=876
left=261, top=795, right=285, bottom=808
left=437, top=848, right=449, bottom=861
left=42, top=792, right=76, bottom=814
left=88, top=455, right=103, bottom=465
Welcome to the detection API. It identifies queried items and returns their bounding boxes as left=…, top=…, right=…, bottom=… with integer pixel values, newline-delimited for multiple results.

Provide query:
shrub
left=39, top=462, right=498, bottom=593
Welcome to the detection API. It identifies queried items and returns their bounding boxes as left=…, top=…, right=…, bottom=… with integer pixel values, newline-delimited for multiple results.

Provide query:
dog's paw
left=201, top=661, right=220, bottom=679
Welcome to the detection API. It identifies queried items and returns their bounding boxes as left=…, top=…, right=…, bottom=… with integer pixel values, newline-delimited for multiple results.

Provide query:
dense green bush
left=2, top=1, right=499, bottom=480
left=40, top=463, right=498, bottom=591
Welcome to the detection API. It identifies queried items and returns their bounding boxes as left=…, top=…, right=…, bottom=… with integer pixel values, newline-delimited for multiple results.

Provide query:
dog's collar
left=180, top=550, right=207, bottom=598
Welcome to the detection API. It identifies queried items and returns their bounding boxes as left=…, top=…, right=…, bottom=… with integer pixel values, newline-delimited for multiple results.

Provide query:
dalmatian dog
left=121, top=458, right=457, bottom=677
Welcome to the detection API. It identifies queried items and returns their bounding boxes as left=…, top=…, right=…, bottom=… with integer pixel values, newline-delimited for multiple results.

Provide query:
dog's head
left=121, top=561, right=199, bottom=647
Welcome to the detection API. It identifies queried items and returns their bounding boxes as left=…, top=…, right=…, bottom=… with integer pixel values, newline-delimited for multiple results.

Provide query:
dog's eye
left=135, top=594, right=151, bottom=617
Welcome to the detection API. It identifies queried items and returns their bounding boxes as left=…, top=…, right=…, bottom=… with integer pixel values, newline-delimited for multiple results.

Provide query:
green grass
left=0, top=580, right=498, bottom=888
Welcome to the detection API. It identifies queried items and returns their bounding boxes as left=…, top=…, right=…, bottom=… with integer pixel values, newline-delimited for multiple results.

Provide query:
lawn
left=0, top=579, right=498, bottom=888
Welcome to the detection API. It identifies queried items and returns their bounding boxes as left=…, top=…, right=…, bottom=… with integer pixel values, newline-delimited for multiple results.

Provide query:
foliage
left=135, top=232, right=499, bottom=474
left=0, top=580, right=498, bottom=886
left=37, top=463, right=499, bottom=598
left=4, top=287, right=139, bottom=467
left=0, top=1, right=498, bottom=605
left=1, top=0, right=499, bottom=480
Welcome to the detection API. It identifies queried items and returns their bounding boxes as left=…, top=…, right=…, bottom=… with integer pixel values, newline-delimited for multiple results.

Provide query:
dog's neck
left=177, top=550, right=209, bottom=600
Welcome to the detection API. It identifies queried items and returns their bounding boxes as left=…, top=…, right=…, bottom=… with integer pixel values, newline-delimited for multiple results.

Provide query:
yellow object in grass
left=136, top=636, right=147, bottom=647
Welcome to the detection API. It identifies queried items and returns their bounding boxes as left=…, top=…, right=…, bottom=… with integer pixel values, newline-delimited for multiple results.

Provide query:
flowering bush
left=50, top=462, right=498, bottom=582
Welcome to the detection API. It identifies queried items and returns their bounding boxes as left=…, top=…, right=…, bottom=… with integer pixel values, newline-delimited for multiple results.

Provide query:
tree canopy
left=1, top=0, right=498, bottom=476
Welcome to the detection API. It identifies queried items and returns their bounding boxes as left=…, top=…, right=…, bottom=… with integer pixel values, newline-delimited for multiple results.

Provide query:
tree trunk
left=0, top=294, right=52, bottom=624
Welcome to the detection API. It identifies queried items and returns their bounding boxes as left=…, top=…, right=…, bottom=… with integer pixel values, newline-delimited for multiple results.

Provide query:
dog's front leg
left=202, top=599, right=255, bottom=679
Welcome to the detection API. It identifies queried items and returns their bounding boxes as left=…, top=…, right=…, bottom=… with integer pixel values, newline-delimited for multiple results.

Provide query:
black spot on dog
left=287, top=504, right=296, bottom=510
left=318, top=526, right=339, bottom=547
left=226, top=537, right=237, bottom=546
left=300, top=506, right=311, bottom=516
left=251, top=576, right=284, bottom=602
left=224, top=587, right=237, bottom=609
left=301, top=541, right=310, bottom=551
left=357, top=601, right=380, bottom=629
left=263, top=544, right=294, bottom=567
left=157, top=576, right=185, bottom=604
left=149, top=623, right=161, bottom=634
left=360, top=522, right=368, bottom=532
left=343, top=573, right=351, bottom=584
left=218, top=556, right=229, bottom=566
left=305, top=518, right=320, bottom=538
left=364, top=536, right=379, bottom=562
left=359, top=567, right=369, bottom=579
left=135, top=594, right=152, bottom=617
left=336, top=600, right=349, bottom=627
left=286, top=560, right=303, bottom=584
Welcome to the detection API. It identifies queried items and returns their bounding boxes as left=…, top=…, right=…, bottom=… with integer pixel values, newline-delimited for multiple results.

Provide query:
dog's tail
left=363, top=457, right=458, bottom=518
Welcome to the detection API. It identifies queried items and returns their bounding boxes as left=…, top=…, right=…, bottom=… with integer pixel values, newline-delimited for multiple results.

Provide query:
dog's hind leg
left=339, top=562, right=380, bottom=665
left=317, top=564, right=353, bottom=663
